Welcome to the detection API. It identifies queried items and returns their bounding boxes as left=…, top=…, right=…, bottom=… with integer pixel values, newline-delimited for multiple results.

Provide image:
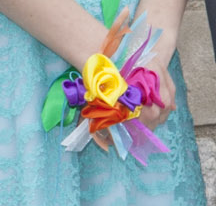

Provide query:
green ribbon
left=101, top=0, right=120, bottom=29
left=41, top=67, right=80, bottom=132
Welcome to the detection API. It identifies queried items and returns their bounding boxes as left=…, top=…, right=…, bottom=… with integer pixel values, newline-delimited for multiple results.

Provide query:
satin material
left=41, top=67, right=78, bottom=132
left=82, top=54, right=128, bottom=107
left=61, top=119, right=92, bottom=152
left=118, top=85, right=142, bottom=111
left=81, top=98, right=129, bottom=132
left=126, top=67, right=165, bottom=108
left=101, top=0, right=121, bottom=28
left=62, top=78, right=86, bottom=106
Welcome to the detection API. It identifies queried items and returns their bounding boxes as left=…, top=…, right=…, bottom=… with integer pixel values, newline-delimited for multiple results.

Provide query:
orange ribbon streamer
left=92, top=129, right=114, bottom=151
left=81, top=98, right=129, bottom=133
left=100, top=7, right=131, bottom=57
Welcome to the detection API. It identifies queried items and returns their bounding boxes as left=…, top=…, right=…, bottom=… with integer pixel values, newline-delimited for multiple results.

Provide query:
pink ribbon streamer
left=124, top=119, right=170, bottom=166
left=120, top=27, right=152, bottom=78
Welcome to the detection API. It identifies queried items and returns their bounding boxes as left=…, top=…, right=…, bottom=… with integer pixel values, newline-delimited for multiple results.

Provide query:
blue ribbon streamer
left=109, top=123, right=133, bottom=160
left=143, top=28, right=163, bottom=55
left=116, top=123, right=133, bottom=151
left=53, top=98, right=67, bottom=203
left=110, top=125, right=128, bottom=160
left=111, top=11, right=147, bottom=63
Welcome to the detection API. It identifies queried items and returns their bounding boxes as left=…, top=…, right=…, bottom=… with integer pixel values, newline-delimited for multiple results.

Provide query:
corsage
left=41, top=6, right=170, bottom=166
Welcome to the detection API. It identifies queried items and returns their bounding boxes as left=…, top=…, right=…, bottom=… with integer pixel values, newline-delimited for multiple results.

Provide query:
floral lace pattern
left=0, top=0, right=206, bottom=205
left=78, top=51, right=207, bottom=206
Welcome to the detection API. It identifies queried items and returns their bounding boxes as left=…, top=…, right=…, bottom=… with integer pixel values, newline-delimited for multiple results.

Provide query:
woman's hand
left=138, top=56, right=176, bottom=130
left=133, top=0, right=188, bottom=130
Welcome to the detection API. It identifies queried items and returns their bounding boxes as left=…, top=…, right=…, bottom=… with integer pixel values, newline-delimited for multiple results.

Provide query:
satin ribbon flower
left=81, top=98, right=129, bottom=133
left=41, top=6, right=170, bottom=168
left=62, top=78, right=86, bottom=106
left=82, top=54, right=128, bottom=107
left=118, top=85, right=142, bottom=112
left=126, top=67, right=165, bottom=108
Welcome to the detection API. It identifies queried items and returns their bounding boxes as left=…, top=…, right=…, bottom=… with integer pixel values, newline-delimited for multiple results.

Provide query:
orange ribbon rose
left=81, top=98, right=129, bottom=133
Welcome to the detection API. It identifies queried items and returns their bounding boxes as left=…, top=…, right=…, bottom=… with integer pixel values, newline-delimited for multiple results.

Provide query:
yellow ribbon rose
left=82, top=54, right=128, bottom=107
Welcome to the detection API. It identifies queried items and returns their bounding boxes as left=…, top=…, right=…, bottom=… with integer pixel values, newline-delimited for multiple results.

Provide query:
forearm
left=0, top=0, right=108, bottom=71
left=135, top=0, right=188, bottom=68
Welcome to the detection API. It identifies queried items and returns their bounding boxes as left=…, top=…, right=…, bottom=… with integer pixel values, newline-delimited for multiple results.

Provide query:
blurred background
left=178, top=0, right=216, bottom=205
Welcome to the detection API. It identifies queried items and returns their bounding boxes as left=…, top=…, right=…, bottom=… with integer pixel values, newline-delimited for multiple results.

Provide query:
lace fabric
left=0, top=0, right=206, bottom=205
left=78, top=51, right=207, bottom=206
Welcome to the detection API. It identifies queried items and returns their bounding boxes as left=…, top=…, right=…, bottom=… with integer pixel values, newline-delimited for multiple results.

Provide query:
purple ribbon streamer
left=118, top=85, right=142, bottom=112
left=120, top=27, right=152, bottom=78
left=124, top=118, right=170, bottom=166
left=62, top=78, right=86, bottom=106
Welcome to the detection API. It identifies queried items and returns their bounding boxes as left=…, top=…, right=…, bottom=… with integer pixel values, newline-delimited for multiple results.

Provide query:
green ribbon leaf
left=41, top=66, right=79, bottom=132
left=101, top=0, right=120, bottom=29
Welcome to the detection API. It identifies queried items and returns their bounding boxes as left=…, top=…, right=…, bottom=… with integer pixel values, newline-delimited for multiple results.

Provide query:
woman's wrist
left=0, top=0, right=109, bottom=73
left=134, top=0, right=187, bottom=69
left=152, top=29, right=177, bottom=70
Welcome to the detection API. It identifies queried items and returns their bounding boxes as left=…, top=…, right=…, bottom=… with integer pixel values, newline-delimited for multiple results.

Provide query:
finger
left=139, top=104, right=160, bottom=130
left=158, top=109, right=170, bottom=124
left=170, top=104, right=176, bottom=111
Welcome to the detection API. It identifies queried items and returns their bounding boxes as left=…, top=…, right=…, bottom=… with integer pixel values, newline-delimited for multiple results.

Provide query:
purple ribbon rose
left=62, top=78, right=86, bottom=106
left=118, top=85, right=142, bottom=112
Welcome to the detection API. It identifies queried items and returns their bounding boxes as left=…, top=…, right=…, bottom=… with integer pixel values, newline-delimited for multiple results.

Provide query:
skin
left=135, top=0, right=188, bottom=129
left=0, top=0, right=188, bottom=130
left=0, top=0, right=108, bottom=70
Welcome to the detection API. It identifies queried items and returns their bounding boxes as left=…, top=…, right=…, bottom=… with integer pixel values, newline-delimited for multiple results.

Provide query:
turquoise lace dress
left=0, top=0, right=207, bottom=205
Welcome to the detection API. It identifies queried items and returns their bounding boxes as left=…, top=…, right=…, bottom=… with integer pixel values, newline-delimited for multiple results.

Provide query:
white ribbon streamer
left=61, top=119, right=92, bottom=152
